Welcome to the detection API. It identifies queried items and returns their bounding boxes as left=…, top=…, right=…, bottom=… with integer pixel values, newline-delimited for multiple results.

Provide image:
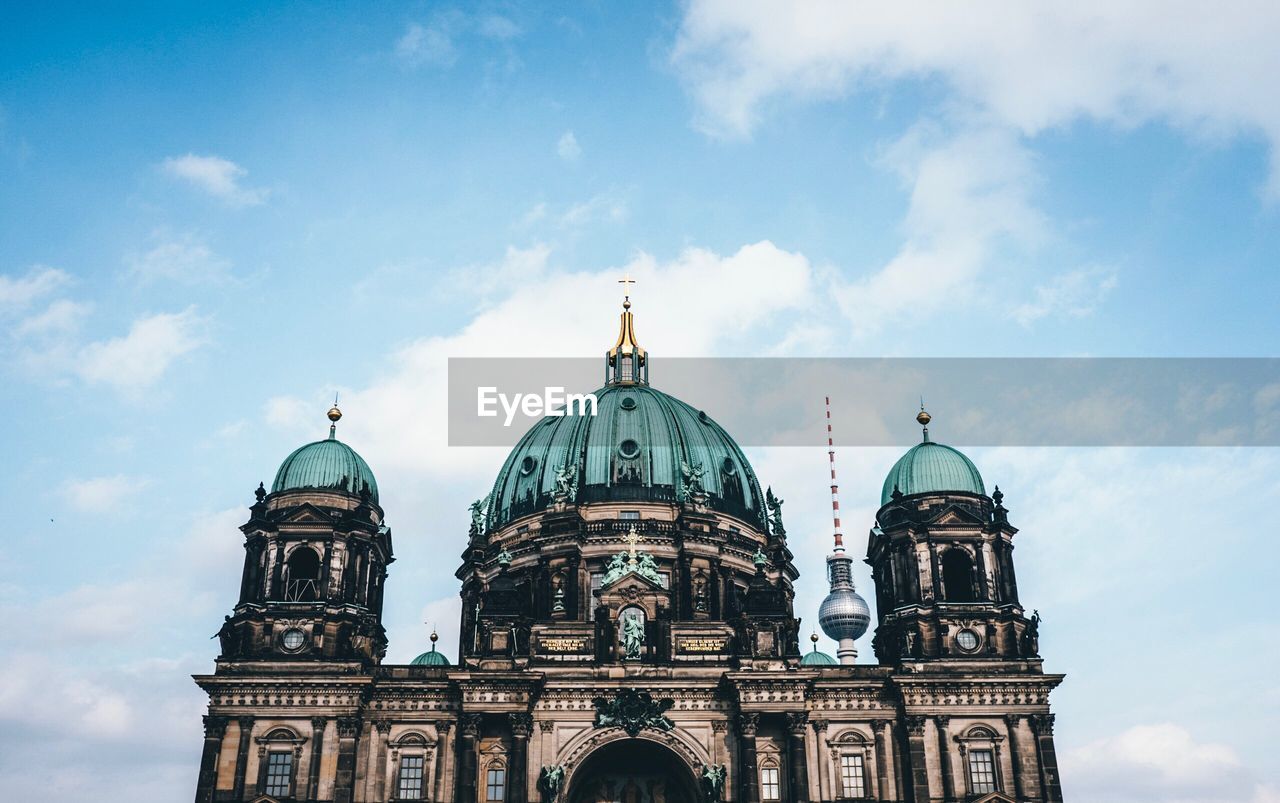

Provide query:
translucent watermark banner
left=447, top=358, right=1280, bottom=447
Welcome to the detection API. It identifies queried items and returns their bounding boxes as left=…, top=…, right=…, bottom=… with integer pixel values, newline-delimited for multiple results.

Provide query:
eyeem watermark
left=477, top=386, right=599, bottom=427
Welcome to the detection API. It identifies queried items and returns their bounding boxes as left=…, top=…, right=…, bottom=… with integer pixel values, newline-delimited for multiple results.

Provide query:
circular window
left=698, top=411, right=711, bottom=424
left=620, top=396, right=637, bottom=410
left=281, top=628, right=306, bottom=651
left=520, top=455, right=538, bottom=475
left=722, top=457, right=737, bottom=475
left=618, top=439, right=641, bottom=459
left=956, top=629, right=979, bottom=651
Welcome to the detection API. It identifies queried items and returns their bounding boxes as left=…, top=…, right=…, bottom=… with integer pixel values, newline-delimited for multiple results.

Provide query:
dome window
left=520, top=455, right=538, bottom=475
left=618, top=439, right=641, bottom=459
left=620, top=395, right=637, bottom=410
left=722, top=457, right=737, bottom=475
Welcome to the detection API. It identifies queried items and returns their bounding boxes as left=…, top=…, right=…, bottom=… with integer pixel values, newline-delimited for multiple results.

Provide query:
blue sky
left=2, top=3, right=1279, bottom=801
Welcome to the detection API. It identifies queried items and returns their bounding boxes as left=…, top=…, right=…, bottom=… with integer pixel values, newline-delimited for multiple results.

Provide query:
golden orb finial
left=328, top=405, right=342, bottom=423
left=810, top=631, right=820, bottom=644
left=430, top=629, right=439, bottom=644
left=916, top=408, right=931, bottom=427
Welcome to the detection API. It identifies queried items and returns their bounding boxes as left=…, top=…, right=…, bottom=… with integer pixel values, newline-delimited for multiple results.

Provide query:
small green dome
left=881, top=440, right=984, bottom=506
left=272, top=435, right=378, bottom=503
left=801, top=647, right=837, bottom=666
left=487, top=384, right=763, bottom=529
left=410, top=646, right=449, bottom=667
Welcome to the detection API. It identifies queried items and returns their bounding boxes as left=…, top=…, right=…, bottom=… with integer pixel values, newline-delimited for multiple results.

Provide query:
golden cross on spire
left=618, top=272, right=636, bottom=308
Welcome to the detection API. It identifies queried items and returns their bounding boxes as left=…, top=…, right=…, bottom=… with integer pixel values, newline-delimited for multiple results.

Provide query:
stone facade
left=194, top=307, right=1064, bottom=802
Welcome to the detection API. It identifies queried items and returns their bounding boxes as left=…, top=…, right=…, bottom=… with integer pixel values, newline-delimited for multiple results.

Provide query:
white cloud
left=560, top=192, right=627, bottom=227
left=832, top=125, right=1044, bottom=337
left=396, top=21, right=458, bottom=67
left=478, top=14, right=521, bottom=41
left=1012, top=266, right=1119, bottom=327
left=1061, top=722, right=1280, bottom=803
left=125, top=233, right=232, bottom=285
left=270, top=240, right=817, bottom=482
left=0, top=265, right=70, bottom=312
left=12, top=298, right=91, bottom=338
left=673, top=1, right=1280, bottom=196
left=76, top=307, right=207, bottom=394
left=161, top=154, right=268, bottom=206
left=557, top=130, right=581, bottom=161
left=61, top=475, right=148, bottom=515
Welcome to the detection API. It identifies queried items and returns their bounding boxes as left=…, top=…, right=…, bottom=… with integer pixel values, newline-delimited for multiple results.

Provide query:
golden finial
left=430, top=628, right=439, bottom=644
left=810, top=631, right=820, bottom=644
left=327, top=395, right=342, bottom=439
left=916, top=400, right=931, bottom=442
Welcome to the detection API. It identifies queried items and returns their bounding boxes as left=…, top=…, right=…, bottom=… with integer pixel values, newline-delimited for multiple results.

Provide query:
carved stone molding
left=461, top=713, right=483, bottom=737
left=1029, top=713, right=1055, bottom=736
left=203, top=716, right=228, bottom=738
left=904, top=716, right=927, bottom=737
left=786, top=712, right=809, bottom=734
left=510, top=712, right=533, bottom=738
left=737, top=713, right=760, bottom=736
left=809, top=718, right=828, bottom=734
left=336, top=717, right=360, bottom=738
left=539, top=719, right=556, bottom=733
left=310, top=717, right=327, bottom=731
left=711, top=720, right=729, bottom=733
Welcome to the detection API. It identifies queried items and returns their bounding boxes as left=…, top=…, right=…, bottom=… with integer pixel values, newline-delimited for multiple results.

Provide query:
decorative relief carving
left=592, top=689, right=675, bottom=737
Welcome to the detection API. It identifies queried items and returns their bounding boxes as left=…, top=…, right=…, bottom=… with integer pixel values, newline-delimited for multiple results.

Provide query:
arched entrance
left=567, top=738, right=700, bottom=803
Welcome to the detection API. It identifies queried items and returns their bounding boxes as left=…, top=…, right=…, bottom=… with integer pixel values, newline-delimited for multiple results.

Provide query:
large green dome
left=272, top=432, right=379, bottom=503
left=880, top=439, right=984, bottom=506
left=486, top=383, right=764, bottom=529
left=410, top=646, right=449, bottom=667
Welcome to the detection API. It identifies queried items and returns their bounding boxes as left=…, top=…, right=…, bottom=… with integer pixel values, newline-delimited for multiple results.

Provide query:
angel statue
left=468, top=496, right=488, bottom=533
left=765, top=486, right=786, bottom=536
left=538, top=765, right=566, bottom=802
left=552, top=463, right=578, bottom=499
left=700, top=763, right=727, bottom=802
left=680, top=460, right=706, bottom=497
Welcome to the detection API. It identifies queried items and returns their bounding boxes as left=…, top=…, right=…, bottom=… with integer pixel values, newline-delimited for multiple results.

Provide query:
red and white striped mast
left=826, top=395, right=844, bottom=553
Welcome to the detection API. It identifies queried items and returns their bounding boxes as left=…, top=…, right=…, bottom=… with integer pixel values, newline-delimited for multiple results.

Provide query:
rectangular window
left=589, top=572, right=603, bottom=619
left=619, top=510, right=641, bottom=520
left=486, top=767, right=506, bottom=801
left=397, top=755, right=425, bottom=800
left=760, top=766, right=781, bottom=801
left=840, top=753, right=866, bottom=798
left=264, top=751, right=292, bottom=797
left=969, top=748, right=997, bottom=794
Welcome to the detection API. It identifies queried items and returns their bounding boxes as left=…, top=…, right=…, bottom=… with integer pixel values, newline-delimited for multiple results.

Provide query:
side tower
left=216, top=404, right=393, bottom=664
left=866, top=406, right=1064, bottom=802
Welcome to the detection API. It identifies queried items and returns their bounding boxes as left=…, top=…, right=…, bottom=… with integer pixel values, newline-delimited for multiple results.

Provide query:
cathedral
left=193, top=294, right=1065, bottom=803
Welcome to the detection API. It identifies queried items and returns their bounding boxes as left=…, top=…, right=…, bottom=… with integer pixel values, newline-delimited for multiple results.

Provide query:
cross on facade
left=624, top=524, right=642, bottom=565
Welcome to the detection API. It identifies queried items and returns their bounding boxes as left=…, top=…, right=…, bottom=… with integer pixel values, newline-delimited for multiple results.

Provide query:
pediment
left=970, top=792, right=1015, bottom=803
left=250, top=796, right=281, bottom=803
left=929, top=503, right=985, bottom=526
left=280, top=503, right=333, bottom=524
left=602, top=572, right=667, bottom=593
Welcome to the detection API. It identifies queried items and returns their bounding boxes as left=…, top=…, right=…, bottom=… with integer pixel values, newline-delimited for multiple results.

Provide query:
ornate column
left=903, top=716, right=931, bottom=803
left=872, top=719, right=893, bottom=802
left=372, top=719, right=392, bottom=801
left=786, top=713, right=810, bottom=803
left=1030, top=714, right=1063, bottom=802
left=934, top=716, right=955, bottom=801
left=810, top=719, right=830, bottom=801
left=194, top=715, right=227, bottom=803
left=457, top=713, right=483, bottom=803
left=434, top=719, right=454, bottom=802
left=333, top=716, right=361, bottom=803
left=509, top=713, right=532, bottom=803
left=232, top=716, right=254, bottom=801
left=306, top=717, right=326, bottom=800
left=737, top=713, right=760, bottom=803
left=1003, top=715, right=1027, bottom=801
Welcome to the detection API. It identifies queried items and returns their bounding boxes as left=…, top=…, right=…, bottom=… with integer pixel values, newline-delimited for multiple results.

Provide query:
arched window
left=254, top=727, right=306, bottom=799
left=284, top=547, right=321, bottom=601
left=393, top=732, right=432, bottom=801
left=941, top=549, right=976, bottom=602
left=485, top=759, right=507, bottom=802
left=831, top=730, right=873, bottom=799
left=759, top=759, right=782, bottom=801
left=956, top=724, right=1005, bottom=796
